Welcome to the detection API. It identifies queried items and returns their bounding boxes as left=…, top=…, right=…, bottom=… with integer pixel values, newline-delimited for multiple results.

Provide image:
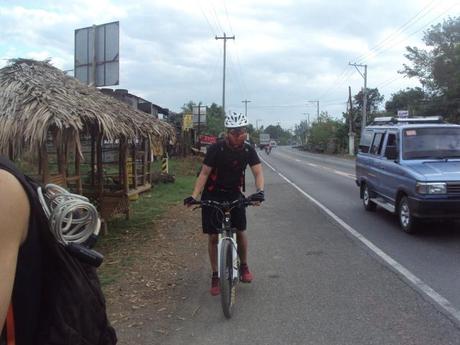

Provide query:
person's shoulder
left=0, top=169, right=27, bottom=195
left=0, top=169, right=30, bottom=242
left=244, top=142, right=256, bottom=152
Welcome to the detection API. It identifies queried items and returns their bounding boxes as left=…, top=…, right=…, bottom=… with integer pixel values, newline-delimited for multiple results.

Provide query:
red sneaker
left=240, top=264, right=253, bottom=283
left=210, top=276, right=220, bottom=296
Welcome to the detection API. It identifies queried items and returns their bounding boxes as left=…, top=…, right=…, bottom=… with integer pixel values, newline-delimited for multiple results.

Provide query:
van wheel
left=362, top=184, right=377, bottom=211
left=398, top=196, right=418, bottom=234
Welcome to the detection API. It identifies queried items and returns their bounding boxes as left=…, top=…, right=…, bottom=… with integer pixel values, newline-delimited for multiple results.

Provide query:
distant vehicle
left=259, top=133, right=270, bottom=150
left=270, top=140, right=277, bottom=147
left=355, top=116, right=460, bottom=233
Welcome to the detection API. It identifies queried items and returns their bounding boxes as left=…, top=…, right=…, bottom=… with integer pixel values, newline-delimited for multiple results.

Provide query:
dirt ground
left=101, top=204, right=207, bottom=345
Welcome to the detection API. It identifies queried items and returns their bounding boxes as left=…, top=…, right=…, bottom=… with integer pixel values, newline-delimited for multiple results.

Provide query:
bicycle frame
left=217, top=210, right=239, bottom=281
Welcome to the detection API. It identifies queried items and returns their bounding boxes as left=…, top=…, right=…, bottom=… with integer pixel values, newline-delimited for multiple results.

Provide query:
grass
left=97, top=156, right=202, bottom=286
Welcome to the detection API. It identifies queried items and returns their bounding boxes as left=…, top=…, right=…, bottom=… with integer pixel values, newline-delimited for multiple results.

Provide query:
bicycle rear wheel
left=220, top=239, right=235, bottom=318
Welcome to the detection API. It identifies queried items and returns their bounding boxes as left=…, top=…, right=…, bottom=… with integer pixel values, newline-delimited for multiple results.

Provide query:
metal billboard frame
left=75, top=21, right=119, bottom=87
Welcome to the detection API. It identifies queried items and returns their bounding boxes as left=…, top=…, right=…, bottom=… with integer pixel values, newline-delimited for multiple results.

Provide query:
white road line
left=285, top=152, right=355, bottom=180
left=260, top=156, right=460, bottom=327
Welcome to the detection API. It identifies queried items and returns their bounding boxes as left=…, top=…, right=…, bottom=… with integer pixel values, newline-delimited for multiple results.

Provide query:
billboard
left=192, top=106, right=207, bottom=125
left=75, top=21, right=119, bottom=87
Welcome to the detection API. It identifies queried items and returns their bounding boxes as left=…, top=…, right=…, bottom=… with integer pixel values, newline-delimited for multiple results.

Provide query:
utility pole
left=302, top=112, right=310, bottom=145
left=256, top=119, right=262, bottom=131
left=349, top=62, right=368, bottom=133
left=308, top=100, right=319, bottom=121
left=242, top=99, right=251, bottom=117
left=215, top=33, right=235, bottom=117
left=348, top=86, right=355, bottom=156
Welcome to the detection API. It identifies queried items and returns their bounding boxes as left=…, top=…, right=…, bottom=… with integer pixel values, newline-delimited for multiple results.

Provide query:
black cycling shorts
left=201, top=190, right=246, bottom=234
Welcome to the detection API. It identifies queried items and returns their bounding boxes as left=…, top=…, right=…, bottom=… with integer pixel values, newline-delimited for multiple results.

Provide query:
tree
left=401, top=16, right=460, bottom=121
left=204, top=103, right=225, bottom=136
left=308, top=112, right=345, bottom=153
left=345, top=88, right=384, bottom=138
left=263, top=124, right=292, bottom=145
left=294, top=120, right=309, bottom=144
left=384, top=87, right=439, bottom=116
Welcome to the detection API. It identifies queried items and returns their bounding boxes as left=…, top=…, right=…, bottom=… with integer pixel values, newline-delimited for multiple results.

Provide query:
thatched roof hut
left=0, top=59, right=176, bottom=223
left=0, top=59, right=175, bottom=158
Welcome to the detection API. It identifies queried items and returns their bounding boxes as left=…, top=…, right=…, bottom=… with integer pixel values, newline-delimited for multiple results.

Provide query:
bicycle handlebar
left=189, top=197, right=257, bottom=210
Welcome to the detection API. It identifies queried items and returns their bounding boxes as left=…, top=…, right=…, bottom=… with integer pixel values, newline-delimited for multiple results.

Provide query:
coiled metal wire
left=37, top=184, right=101, bottom=245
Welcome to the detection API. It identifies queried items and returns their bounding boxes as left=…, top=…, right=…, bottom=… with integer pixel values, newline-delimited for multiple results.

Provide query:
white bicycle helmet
left=225, top=112, right=249, bottom=128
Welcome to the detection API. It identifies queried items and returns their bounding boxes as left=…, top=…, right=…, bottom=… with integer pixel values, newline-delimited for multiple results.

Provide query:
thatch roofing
left=0, top=59, right=175, bottom=157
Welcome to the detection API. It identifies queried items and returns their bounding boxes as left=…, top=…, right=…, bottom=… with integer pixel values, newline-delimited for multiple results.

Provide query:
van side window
left=370, top=132, right=384, bottom=155
left=384, top=133, right=398, bottom=159
left=359, top=130, right=374, bottom=153
left=386, top=133, right=396, bottom=147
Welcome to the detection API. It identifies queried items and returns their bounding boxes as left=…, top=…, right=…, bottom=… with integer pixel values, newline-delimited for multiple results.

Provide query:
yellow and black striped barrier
left=161, top=153, right=169, bottom=174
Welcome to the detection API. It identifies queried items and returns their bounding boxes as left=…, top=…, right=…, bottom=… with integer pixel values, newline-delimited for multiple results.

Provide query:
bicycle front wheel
left=220, top=238, right=235, bottom=318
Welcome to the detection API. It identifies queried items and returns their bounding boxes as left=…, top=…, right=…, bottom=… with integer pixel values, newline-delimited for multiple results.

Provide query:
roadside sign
left=397, top=110, right=409, bottom=118
left=183, top=113, right=193, bottom=130
left=199, top=135, right=217, bottom=145
left=192, top=106, right=207, bottom=125
left=75, top=21, right=119, bottom=86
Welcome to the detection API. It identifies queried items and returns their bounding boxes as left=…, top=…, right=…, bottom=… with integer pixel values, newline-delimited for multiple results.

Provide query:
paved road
left=263, top=146, right=460, bottom=316
left=157, top=146, right=460, bottom=345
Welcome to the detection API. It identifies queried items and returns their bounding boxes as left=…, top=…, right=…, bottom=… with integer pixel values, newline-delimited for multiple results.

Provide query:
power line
left=354, top=0, right=438, bottom=63
left=209, top=0, right=225, bottom=34
left=357, top=2, right=459, bottom=63
left=195, top=0, right=218, bottom=36
left=222, top=0, right=234, bottom=35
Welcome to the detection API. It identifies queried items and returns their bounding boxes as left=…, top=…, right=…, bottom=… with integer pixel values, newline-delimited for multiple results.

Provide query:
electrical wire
left=38, top=184, right=100, bottom=245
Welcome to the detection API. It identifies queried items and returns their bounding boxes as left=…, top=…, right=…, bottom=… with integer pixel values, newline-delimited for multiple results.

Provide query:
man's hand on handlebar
left=248, top=190, right=265, bottom=205
left=184, top=196, right=197, bottom=207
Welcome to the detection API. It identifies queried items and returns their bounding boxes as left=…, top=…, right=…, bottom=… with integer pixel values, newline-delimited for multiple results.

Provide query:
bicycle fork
left=217, top=217, right=239, bottom=280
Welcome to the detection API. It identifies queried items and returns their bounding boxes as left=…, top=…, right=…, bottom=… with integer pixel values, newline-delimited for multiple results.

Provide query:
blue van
left=355, top=116, right=460, bottom=233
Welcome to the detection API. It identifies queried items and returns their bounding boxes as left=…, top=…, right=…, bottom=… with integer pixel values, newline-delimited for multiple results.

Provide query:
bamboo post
left=41, top=142, right=49, bottom=183
left=64, top=142, right=69, bottom=177
left=91, top=133, right=96, bottom=188
left=132, top=142, right=138, bottom=189
left=75, top=143, right=82, bottom=194
left=96, top=133, right=103, bottom=198
left=147, top=141, right=152, bottom=183
left=118, top=138, right=122, bottom=188
left=142, top=139, right=147, bottom=185
left=122, top=139, right=129, bottom=195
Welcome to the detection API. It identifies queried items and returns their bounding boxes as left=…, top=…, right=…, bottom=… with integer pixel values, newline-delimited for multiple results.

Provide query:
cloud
left=1, top=0, right=458, bottom=128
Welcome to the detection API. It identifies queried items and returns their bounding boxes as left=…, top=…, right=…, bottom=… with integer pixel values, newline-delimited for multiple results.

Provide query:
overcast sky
left=1, top=0, right=459, bottom=129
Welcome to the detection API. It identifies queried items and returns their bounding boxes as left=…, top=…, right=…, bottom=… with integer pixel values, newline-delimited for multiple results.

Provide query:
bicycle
left=190, top=196, right=259, bottom=318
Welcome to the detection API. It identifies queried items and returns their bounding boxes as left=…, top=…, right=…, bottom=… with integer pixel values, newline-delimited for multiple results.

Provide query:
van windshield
left=403, top=127, right=460, bottom=160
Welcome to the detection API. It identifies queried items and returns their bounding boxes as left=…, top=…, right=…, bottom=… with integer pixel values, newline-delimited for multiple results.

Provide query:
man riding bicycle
left=184, top=112, right=265, bottom=296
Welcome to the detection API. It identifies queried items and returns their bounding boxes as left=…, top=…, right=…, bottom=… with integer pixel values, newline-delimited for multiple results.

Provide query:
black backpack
left=0, top=157, right=117, bottom=345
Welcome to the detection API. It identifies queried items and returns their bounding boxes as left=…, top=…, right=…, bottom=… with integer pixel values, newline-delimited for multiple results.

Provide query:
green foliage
left=204, top=103, right=225, bottom=136
left=307, top=112, right=346, bottom=153
left=384, top=87, right=441, bottom=116
left=263, top=124, right=293, bottom=145
left=401, top=16, right=460, bottom=121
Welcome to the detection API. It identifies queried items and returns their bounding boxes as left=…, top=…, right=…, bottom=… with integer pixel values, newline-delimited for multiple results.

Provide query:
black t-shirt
left=0, top=157, right=42, bottom=345
left=203, top=141, right=260, bottom=192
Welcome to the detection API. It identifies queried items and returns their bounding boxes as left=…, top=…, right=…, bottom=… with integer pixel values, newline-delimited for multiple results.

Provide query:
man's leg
left=237, top=231, right=253, bottom=282
left=236, top=231, right=248, bottom=264
left=208, top=234, right=220, bottom=296
left=208, top=234, right=218, bottom=272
